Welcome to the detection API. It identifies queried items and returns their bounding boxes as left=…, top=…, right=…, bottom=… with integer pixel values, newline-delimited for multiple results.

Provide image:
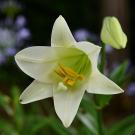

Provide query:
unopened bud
left=101, top=17, right=127, bottom=49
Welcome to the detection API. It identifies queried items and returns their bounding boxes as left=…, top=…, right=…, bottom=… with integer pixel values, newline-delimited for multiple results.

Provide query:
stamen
left=55, top=64, right=84, bottom=86
left=64, top=77, right=76, bottom=86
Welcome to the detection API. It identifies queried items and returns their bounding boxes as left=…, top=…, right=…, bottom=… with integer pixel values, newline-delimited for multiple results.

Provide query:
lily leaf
left=107, top=114, right=135, bottom=135
left=110, top=60, right=129, bottom=86
left=95, top=94, right=112, bottom=108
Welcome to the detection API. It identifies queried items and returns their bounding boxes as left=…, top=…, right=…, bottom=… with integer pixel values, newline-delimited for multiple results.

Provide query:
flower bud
left=100, top=16, right=127, bottom=49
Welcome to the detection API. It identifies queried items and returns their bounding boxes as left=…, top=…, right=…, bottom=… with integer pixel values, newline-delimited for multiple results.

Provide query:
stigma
left=55, top=64, right=84, bottom=86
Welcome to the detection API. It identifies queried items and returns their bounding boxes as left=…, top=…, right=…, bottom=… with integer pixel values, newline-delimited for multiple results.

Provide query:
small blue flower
left=127, top=83, right=135, bottom=96
left=0, top=15, right=30, bottom=64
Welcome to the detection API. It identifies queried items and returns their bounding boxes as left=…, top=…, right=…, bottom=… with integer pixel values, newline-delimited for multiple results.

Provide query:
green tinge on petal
left=20, top=80, right=53, bottom=104
left=101, top=16, right=127, bottom=49
left=77, top=41, right=124, bottom=94
left=53, top=86, right=85, bottom=127
left=75, top=42, right=101, bottom=69
left=87, top=70, right=124, bottom=94
left=61, top=53, right=91, bottom=81
left=51, top=15, right=76, bottom=47
left=15, top=46, right=86, bottom=83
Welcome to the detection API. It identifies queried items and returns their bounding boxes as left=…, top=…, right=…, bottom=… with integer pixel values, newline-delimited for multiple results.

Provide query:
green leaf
left=0, top=93, right=13, bottom=115
left=80, top=95, right=97, bottom=117
left=77, top=96, right=98, bottom=135
left=107, top=115, right=135, bottom=135
left=0, top=119, right=18, bottom=135
left=78, top=113, right=98, bottom=135
left=11, top=86, right=24, bottom=131
left=110, top=60, right=129, bottom=86
left=48, top=117, right=73, bottom=135
left=95, top=61, right=129, bottom=109
left=95, top=94, right=112, bottom=109
left=21, top=115, right=49, bottom=135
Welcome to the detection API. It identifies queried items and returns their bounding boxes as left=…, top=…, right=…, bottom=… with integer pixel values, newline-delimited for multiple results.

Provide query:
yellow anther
left=63, top=77, right=76, bottom=86
left=55, top=64, right=84, bottom=86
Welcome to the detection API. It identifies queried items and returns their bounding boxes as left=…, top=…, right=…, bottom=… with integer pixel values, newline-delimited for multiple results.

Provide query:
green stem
left=94, top=95, right=104, bottom=135
left=99, top=42, right=106, bottom=73
left=95, top=42, right=106, bottom=135
left=97, top=109, right=103, bottom=135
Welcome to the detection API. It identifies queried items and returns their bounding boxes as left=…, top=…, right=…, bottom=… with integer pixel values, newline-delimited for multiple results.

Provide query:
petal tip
left=19, top=98, right=25, bottom=104
left=57, top=15, right=64, bottom=20
left=63, top=120, right=71, bottom=128
left=115, top=87, right=124, bottom=94
left=120, top=89, right=124, bottom=93
left=19, top=95, right=28, bottom=104
left=55, top=15, right=66, bottom=24
left=19, top=98, right=30, bottom=104
left=58, top=15, right=63, bottom=18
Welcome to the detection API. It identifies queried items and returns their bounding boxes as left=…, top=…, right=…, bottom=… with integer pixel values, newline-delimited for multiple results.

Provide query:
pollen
left=55, top=64, right=84, bottom=86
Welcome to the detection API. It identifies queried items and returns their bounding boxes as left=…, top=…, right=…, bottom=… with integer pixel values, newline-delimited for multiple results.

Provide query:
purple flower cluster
left=127, top=83, right=135, bottom=96
left=73, top=28, right=100, bottom=44
left=0, top=16, right=31, bottom=64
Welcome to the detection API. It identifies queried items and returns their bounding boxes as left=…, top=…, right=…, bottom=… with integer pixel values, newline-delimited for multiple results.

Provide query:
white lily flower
left=15, top=15, right=123, bottom=127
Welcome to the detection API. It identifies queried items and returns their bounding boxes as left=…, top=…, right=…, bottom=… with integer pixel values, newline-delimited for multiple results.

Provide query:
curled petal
left=75, top=41, right=101, bottom=69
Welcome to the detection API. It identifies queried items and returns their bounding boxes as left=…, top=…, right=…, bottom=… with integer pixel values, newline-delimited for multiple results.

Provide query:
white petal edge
left=53, top=86, right=85, bottom=127
left=20, top=80, right=53, bottom=104
left=15, top=46, right=83, bottom=83
left=76, top=42, right=123, bottom=94
left=51, top=15, right=76, bottom=47
left=75, top=41, right=101, bottom=69
left=87, top=70, right=124, bottom=94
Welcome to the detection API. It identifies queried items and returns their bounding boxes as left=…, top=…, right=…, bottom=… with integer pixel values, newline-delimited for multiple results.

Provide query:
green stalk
left=94, top=95, right=104, bottom=135
left=95, top=42, right=106, bottom=135
left=99, top=42, right=106, bottom=74
left=97, top=109, right=103, bottom=135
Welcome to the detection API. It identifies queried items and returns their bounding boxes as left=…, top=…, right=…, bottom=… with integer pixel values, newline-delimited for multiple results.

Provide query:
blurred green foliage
left=0, top=61, right=135, bottom=135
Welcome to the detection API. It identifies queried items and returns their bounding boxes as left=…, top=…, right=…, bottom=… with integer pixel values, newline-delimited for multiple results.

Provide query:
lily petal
left=51, top=15, right=76, bottom=47
left=75, top=41, right=101, bottom=69
left=53, top=86, right=85, bottom=127
left=15, top=46, right=83, bottom=83
left=87, top=70, right=124, bottom=94
left=20, top=80, right=53, bottom=104
left=76, top=42, right=123, bottom=94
